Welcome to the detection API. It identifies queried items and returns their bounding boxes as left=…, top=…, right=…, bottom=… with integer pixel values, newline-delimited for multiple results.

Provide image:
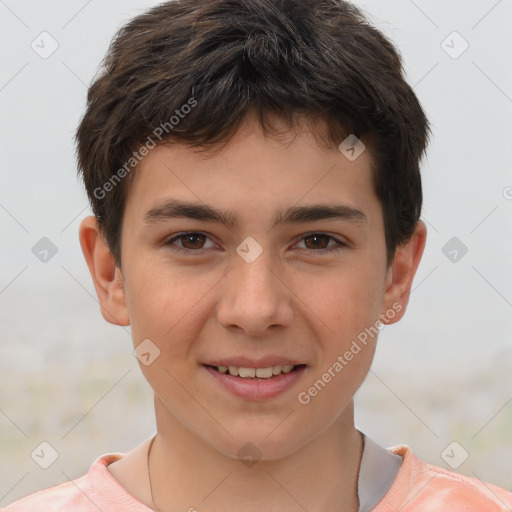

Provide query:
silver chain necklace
left=145, top=432, right=400, bottom=512
left=147, top=435, right=161, bottom=512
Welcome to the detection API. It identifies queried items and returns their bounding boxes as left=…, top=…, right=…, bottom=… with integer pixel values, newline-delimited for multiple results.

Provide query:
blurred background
left=1, top=0, right=511, bottom=505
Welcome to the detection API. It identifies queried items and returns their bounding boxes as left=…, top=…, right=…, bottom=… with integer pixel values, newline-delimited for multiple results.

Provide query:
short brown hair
left=76, top=0, right=430, bottom=266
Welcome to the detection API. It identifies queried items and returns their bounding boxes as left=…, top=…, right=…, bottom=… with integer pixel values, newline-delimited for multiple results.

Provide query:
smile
left=212, top=364, right=297, bottom=379
left=203, top=364, right=307, bottom=401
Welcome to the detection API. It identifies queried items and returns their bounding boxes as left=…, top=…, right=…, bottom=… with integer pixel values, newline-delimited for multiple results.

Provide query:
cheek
left=292, top=263, right=384, bottom=346
left=125, top=265, right=210, bottom=402
left=125, top=262, right=217, bottom=354
left=295, top=272, right=381, bottom=419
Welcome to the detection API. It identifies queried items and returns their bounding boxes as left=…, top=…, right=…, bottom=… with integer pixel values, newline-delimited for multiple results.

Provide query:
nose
left=216, top=253, right=294, bottom=337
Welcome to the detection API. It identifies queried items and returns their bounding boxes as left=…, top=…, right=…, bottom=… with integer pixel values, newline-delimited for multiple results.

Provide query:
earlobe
left=79, top=216, right=130, bottom=326
left=381, top=220, right=427, bottom=325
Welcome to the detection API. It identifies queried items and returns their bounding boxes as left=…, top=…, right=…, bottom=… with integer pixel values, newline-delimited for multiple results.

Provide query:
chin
left=206, top=425, right=313, bottom=464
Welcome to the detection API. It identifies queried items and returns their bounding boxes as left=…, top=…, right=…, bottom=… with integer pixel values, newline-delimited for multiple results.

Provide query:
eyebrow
left=144, top=199, right=367, bottom=230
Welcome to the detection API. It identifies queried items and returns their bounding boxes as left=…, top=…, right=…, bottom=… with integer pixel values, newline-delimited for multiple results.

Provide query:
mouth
left=202, top=362, right=307, bottom=401
left=205, top=364, right=306, bottom=379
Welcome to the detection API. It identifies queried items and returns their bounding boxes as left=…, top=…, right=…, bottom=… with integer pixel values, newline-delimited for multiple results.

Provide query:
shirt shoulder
left=373, top=445, right=512, bottom=512
left=3, top=475, right=92, bottom=512
left=2, top=453, right=152, bottom=512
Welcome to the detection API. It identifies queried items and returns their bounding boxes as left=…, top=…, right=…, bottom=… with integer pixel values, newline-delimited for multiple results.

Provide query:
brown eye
left=164, top=232, right=216, bottom=253
left=295, top=233, right=346, bottom=253
left=179, top=233, right=206, bottom=249
left=303, top=234, right=331, bottom=250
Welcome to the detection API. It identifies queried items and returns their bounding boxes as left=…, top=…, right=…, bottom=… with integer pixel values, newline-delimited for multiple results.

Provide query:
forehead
left=123, top=117, right=380, bottom=229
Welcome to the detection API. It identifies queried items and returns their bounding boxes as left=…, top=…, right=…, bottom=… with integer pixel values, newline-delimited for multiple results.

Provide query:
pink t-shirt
left=4, top=445, right=511, bottom=511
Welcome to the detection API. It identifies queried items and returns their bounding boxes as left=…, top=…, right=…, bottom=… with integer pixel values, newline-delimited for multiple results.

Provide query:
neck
left=149, top=397, right=363, bottom=512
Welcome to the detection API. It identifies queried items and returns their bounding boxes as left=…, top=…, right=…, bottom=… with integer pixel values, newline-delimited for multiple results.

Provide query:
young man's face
left=84, top=116, right=425, bottom=460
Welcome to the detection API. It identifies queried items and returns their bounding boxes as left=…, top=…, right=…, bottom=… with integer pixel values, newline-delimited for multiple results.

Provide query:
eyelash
left=163, top=232, right=347, bottom=255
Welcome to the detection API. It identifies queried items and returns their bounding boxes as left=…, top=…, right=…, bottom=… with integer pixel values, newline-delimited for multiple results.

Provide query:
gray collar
left=357, top=433, right=402, bottom=512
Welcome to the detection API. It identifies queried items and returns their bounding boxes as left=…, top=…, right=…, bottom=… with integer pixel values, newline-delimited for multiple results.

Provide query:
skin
left=80, top=114, right=426, bottom=511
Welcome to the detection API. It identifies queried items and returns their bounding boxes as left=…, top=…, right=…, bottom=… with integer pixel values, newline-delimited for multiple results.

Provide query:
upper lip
left=204, top=357, right=305, bottom=368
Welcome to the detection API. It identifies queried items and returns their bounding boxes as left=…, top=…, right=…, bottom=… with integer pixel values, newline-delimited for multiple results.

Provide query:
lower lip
left=203, top=365, right=306, bottom=401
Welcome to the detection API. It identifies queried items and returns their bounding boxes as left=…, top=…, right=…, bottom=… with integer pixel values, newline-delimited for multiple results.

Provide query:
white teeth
left=238, top=367, right=256, bottom=378
left=255, top=367, right=273, bottom=378
left=215, top=365, right=297, bottom=378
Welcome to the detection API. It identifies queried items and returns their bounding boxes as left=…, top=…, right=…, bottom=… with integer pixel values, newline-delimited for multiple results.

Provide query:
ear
left=381, top=220, right=427, bottom=325
left=79, top=216, right=130, bottom=326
